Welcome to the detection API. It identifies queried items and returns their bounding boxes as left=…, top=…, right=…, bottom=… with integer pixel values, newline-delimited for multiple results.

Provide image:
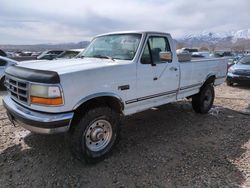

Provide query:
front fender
left=72, top=92, right=124, bottom=110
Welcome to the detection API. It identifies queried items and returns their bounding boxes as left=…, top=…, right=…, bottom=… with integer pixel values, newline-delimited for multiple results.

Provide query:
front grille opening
left=6, top=76, right=29, bottom=105
left=19, top=96, right=28, bottom=102
left=11, top=91, right=18, bottom=98
left=18, top=89, right=27, bottom=96
left=10, top=86, right=17, bottom=93
left=18, top=82, right=27, bottom=88
left=9, top=79, right=17, bottom=85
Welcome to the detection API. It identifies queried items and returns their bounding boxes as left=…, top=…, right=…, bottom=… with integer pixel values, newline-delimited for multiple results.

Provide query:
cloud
left=0, top=0, right=249, bottom=44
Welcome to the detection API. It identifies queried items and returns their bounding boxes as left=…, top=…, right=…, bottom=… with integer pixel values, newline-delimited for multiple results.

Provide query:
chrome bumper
left=3, top=96, right=74, bottom=134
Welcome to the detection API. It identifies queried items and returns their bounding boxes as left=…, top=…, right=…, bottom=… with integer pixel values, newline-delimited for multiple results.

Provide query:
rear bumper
left=3, top=96, right=74, bottom=134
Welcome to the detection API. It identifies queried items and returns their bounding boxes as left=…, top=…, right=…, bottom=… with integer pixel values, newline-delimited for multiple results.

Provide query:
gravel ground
left=0, top=84, right=250, bottom=188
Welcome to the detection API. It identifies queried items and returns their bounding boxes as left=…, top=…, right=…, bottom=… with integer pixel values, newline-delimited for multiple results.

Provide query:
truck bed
left=190, top=57, right=229, bottom=62
left=177, top=57, right=228, bottom=99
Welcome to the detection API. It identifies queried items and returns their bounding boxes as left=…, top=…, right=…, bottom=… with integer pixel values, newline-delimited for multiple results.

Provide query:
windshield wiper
left=92, top=55, right=115, bottom=61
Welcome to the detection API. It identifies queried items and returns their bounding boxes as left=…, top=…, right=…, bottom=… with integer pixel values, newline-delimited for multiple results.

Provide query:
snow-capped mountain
left=233, top=29, right=250, bottom=39
left=183, top=29, right=250, bottom=42
left=177, top=29, right=250, bottom=50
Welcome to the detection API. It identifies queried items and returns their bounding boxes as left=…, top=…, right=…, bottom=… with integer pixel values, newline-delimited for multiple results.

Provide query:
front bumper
left=227, top=73, right=250, bottom=83
left=3, top=96, right=74, bottom=134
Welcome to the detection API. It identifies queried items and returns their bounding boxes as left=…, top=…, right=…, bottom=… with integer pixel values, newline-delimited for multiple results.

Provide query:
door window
left=141, top=36, right=171, bottom=65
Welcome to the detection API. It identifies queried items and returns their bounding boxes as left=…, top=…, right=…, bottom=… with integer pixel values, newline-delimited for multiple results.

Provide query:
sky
left=0, top=0, right=249, bottom=44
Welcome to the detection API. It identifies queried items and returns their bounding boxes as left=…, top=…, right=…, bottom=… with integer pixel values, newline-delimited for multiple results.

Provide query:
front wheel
left=192, top=84, right=215, bottom=114
left=69, top=106, right=121, bottom=163
left=0, top=76, right=6, bottom=91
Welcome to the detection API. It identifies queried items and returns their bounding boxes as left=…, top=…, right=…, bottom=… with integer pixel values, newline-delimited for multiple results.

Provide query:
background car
left=0, top=49, right=7, bottom=57
left=37, top=50, right=64, bottom=60
left=0, top=56, right=18, bottom=90
left=56, top=49, right=84, bottom=59
left=227, top=55, right=243, bottom=68
left=227, top=55, right=250, bottom=86
left=192, top=51, right=210, bottom=58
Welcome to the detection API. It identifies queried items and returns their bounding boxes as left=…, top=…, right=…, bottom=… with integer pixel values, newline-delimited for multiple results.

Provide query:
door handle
left=169, top=67, right=178, bottom=71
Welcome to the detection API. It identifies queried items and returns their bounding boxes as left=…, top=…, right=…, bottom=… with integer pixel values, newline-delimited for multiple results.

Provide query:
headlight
left=228, top=67, right=235, bottom=73
left=30, top=84, right=63, bottom=106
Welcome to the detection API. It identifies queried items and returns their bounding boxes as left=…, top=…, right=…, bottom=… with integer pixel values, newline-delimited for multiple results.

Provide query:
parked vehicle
left=6, top=52, right=16, bottom=58
left=210, top=53, right=223, bottom=58
left=56, top=49, right=84, bottom=59
left=181, top=48, right=198, bottom=53
left=0, top=49, right=7, bottom=57
left=192, top=51, right=210, bottom=58
left=10, top=51, right=38, bottom=61
left=0, top=56, right=18, bottom=90
left=31, top=52, right=42, bottom=57
left=3, top=31, right=227, bottom=163
left=176, top=49, right=192, bottom=62
left=227, top=55, right=250, bottom=86
left=37, top=50, right=64, bottom=60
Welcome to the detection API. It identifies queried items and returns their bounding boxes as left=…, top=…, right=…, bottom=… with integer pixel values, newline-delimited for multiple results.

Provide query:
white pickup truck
left=3, top=31, right=227, bottom=163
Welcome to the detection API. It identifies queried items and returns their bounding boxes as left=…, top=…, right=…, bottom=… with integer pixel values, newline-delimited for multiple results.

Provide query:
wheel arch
left=203, top=74, right=216, bottom=87
left=73, top=92, right=124, bottom=114
left=0, top=75, right=5, bottom=89
left=188, top=74, right=216, bottom=99
left=0, top=75, right=5, bottom=81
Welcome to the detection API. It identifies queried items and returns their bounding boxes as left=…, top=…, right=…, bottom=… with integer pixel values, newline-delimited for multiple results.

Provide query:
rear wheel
left=226, top=80, right=233, bottom=86
left=192, top=84, right=215, bottom=114
left=69, top=106, right=121, bottom=163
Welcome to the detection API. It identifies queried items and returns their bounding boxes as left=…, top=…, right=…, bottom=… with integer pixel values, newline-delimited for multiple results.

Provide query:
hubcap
left=203, top=89, right=212, bottom=109
left=85, top=119, right=112, bottom=152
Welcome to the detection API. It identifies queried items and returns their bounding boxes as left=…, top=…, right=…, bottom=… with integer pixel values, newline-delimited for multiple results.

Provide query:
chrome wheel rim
left=85, top=119, right=112, bottom=152
left=203, top=89, right=212, bottom=109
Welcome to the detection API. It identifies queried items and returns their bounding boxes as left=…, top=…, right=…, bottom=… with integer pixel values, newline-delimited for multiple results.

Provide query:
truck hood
left=16, top=58, right=123, bottom=75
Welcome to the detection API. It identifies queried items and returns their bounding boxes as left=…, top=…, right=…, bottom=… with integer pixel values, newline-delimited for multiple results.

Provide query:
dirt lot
left=0, top=84, right=250, bottom=188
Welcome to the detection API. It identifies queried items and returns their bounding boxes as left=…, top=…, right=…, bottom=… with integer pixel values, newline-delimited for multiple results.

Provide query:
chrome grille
left=5, top=76, right=29, bottom=104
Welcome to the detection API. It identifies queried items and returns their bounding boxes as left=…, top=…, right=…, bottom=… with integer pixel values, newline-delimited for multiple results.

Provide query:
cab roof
left=96, top=30, right=170, bottom=37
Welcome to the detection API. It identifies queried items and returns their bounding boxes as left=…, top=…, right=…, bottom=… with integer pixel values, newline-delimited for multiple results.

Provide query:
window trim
left=140, top=34, right=172, bottom=65
left=83, top=33, right=143, bottom=61
left=148, top=36, right=171, bottom=53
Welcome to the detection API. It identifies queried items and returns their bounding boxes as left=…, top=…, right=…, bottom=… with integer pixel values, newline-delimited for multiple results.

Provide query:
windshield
left=238, top=56, right=250, bottom=65
left=81, top=34, right=142, bottom=60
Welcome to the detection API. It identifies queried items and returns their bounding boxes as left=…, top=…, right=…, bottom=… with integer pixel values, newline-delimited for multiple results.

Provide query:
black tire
left=226, top=80, right=233, bottom=86
left=68, top=106, right=121, bottom=163
left=192, top=84, right=215, bottom=114
left=0, top=76, right=6, bottom=91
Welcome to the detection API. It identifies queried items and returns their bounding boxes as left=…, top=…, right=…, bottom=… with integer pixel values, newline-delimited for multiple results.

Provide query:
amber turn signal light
left=30, top=96, right=63, bottom=105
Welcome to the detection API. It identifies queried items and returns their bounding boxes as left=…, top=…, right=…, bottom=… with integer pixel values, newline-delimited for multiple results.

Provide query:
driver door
left=135, top=34, right=179, bottom=110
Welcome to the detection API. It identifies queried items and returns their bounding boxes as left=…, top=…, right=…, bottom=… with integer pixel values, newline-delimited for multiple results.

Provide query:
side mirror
left=160, top=51, right=172, bottom=62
